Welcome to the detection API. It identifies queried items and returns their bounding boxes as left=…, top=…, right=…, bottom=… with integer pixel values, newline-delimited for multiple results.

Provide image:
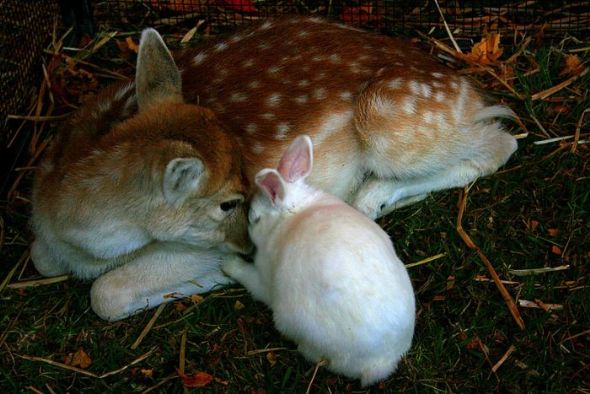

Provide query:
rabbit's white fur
left=223, top=135, right=415, bottom=387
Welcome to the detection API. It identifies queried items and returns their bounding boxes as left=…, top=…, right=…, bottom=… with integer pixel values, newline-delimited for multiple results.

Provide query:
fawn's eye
left=220, top=198, right=242, bottom=212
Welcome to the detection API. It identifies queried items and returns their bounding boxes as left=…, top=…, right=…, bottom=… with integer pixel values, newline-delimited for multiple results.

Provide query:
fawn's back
left=178, top=17, right=510, bottom=200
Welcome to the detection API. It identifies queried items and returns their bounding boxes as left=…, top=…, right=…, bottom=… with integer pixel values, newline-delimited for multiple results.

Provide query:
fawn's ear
left=136, top=28, right=183, bottom=111
left=255, top=169, right=286, bottom=205
left=163, top=158, right=205, bottom=205
left=277, top=135, right=314, bottom=183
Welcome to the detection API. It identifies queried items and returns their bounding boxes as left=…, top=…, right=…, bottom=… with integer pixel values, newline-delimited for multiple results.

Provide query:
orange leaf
left=460, top=33, right=504, bottom=66
left=551, top=245, right=562, bottom=255
left=266, top=351, right=277, bottom=366
left=190, top=294, right=204, bottom=304
left=560, top=54, right=586, bottom=77
left=547, top=228, right=559, bottom=237
left=70, top=349, right=92, bottom=369
left=125, top=37, right=139, bottom=54
left=140, top=368, right=154, bottom=378
left=179, top=371, right=214, bottom=388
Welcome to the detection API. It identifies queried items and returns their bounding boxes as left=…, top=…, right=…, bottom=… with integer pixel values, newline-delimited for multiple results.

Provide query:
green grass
left=1, top=28, right=589, bottom=393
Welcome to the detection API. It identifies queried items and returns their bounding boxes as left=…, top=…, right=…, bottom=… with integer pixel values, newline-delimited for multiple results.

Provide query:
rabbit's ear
left=277, top=135, right=313, bottom=183
left=255, top=169, right=286, bottom=204
left=136, top=28, right=183, bottom=112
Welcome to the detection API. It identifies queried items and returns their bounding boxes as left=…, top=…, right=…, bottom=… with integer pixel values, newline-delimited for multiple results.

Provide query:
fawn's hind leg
left=352, top=162, right=482, bottom=219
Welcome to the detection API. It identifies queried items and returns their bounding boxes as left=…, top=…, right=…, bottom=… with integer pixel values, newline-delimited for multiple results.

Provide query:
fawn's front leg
left=90, top=242, right=235, bottom=321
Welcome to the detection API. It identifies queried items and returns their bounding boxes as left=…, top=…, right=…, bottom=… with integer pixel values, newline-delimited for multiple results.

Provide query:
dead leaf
left=174, top=302, right=187, bottom=312
left=460, top=33, right=504, bottom=66
left=125, top=37, right=139, bottom=53
left=526, top=219, right=540, bottom=232
left=140, top=368, right=154, bottom=378
left=190, top=294, right=204, bottom=304
left=266, top=351, right=277, bottom=366
left=465, top=336, right=483, bottom=350
left=234, top=300, right=245, bottom=311
left=551, top=245, right=562, bottom=255
left=446, top=275, right=456, bottom=290
left=66, top=349, right=92, bottom=369
left=560, top=54, right=586, bottom=78
left=179, top=371, right=214, bottom=388
left=547, top=228, right=559, bottom=237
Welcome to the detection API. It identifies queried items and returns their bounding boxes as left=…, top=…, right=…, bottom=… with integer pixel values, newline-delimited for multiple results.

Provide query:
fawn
left=31, top=17, right=517, bottom=321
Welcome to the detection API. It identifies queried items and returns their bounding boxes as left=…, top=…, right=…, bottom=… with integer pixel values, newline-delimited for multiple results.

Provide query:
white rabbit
left=223, top=135, right=416, bottom=387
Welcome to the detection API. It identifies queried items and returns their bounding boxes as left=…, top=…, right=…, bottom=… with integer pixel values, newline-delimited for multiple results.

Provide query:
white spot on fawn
left=276, top=123, right=290, bottom=140
left=230, top=35, right=243, bottom=43
left=259, top=21, right=273, bottom=30
left=432, top=81, right=444, bottom=88
left=298, top=31, right=309, bottom=37
left=420, top=83, right=432, bottom=98
left=339, top=91, right=352, bottom=101
left=297, top=80, right=310, bottom=87
left=214, top=42, right=228, bottom=52
left=294, top=95, right=308, bottom=104
left=257, top=43, right=270, bottom=50
left=230, top=92, right=248, bottom=102
left=246, top=123, right=258, bottom=135
left=248, top=80, right=260, bottom=89
left=313, top=87, right=328, bottom=100
left=432, top=72, right=444, bottom=79
left=388, top=78, right=402, bottom=89
left=314, top=111, right=353, bottom=145
left=314, top=72, right=326, bottom=81
left=329, top=54, right=341, bottom=64
left=268, top=65, right=281, bottom=74
left=435, top=91, right=445, bottom=102
left=251, top=142, right=265, bottom=154
left=373, top=97, right=396, bottom=117
left=261, top=113, right=276, bottom=120
left=193, top=52, right=207, bottom=65
left=453, top=79, right=468, bottom=122
left=408, top=81, right=420, bottom=95
left=242, top=59, right=255, bottom=68
left=266, top=93, right=282, bottom=107
left=436, top=113, right=449, bottom=129
left=402, top=97, right=416, bottom=114
left=423, top=111, right=433, bottom=124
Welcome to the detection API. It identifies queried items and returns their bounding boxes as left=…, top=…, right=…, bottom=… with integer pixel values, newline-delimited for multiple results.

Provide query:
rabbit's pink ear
left=277, top=135, right=313, bottom=183
left=255, top=169, right=285, bottom=204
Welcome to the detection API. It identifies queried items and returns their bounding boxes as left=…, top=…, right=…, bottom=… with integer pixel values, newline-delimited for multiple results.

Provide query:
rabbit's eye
left=220, top=198, right=241, bottom=212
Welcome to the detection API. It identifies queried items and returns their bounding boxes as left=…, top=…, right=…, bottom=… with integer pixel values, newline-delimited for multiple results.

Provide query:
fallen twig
left=18, top=347, right=156, bottom=379
left=456, top=188, right=525, bottom=330
left=572, top=108, right=590, bottom=153
left=531, top=68, right=589, bottom=101
left=7, top=275, right=70, bottom=289
left=405, top=253, right=446, bottom=269
left=131, top=304, right=167, bottom=350
left=305, top=358, right=328, bottom=394
left=509, top=265, right=570, bottom=276
left=491, top=345, right=516, bottom=373
left=518, top=299, right=563, bottom=311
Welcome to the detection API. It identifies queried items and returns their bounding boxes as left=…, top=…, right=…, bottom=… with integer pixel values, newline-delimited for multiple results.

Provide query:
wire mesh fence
left=1, top=0, right=589, bottom=183
left=94, top=0, right=590, bottom=37
left=0, top=0, right=60, bottom=146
